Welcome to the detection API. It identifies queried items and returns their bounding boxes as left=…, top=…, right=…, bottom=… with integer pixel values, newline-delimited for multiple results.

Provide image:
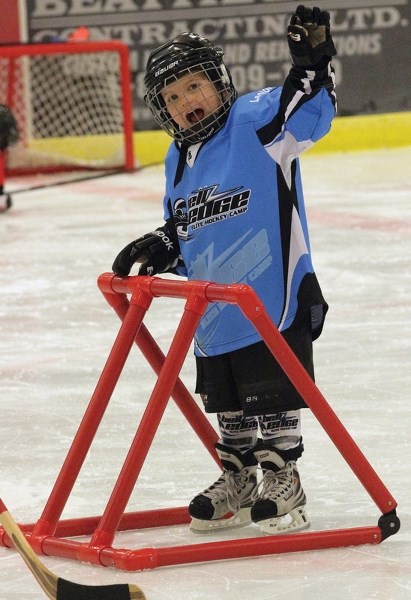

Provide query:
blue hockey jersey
left=163, top=62, right=337, bottom=357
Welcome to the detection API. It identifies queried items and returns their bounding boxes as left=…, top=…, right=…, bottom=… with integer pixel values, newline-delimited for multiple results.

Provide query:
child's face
left=161, top=71, right=222, bottom=131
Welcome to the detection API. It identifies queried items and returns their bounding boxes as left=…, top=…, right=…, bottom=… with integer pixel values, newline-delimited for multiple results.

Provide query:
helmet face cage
left=144, top=34, right=237, bottom=144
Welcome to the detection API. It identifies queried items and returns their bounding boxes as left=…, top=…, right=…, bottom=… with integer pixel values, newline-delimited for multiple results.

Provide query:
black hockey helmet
left=143, top=32, right=237, bottom=144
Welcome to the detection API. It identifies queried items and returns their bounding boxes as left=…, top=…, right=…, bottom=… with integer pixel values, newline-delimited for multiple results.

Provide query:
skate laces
left=252, top=463, right=295, bottom=502
left=203, top=469, right=252, bottom=513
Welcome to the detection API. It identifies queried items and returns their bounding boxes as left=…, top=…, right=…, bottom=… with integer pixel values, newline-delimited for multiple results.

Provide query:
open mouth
left=186, top=108, right=205, bottom=124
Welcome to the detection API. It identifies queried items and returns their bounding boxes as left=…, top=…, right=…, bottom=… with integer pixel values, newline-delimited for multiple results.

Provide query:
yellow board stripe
left=133, top=111, right=411, bottom=167
left=310, top=111, right=411, bottom=155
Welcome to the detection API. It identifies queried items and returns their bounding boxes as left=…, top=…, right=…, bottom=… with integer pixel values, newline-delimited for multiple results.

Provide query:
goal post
left=0, top=41, right=135, bottom=175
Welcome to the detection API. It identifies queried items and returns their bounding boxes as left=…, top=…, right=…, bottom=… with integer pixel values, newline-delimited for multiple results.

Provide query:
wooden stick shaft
left=0, top=499, right=57, bottom=599
left=0, top=500, right=146, bottom=600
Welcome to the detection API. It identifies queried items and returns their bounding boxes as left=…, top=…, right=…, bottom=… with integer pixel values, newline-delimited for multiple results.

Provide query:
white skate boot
left=251, top=446, right=310, bottom=535
left=189, top=443, right=257, bottom=533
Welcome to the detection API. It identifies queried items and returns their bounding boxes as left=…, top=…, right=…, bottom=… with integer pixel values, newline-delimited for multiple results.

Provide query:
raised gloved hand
left=112, top=221, right=180, bottom=276
left=287, top=5, right=337, bottom=68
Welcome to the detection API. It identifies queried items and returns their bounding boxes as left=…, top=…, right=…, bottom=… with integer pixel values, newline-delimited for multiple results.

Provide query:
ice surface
left=1, top=148, right=410, bottom=599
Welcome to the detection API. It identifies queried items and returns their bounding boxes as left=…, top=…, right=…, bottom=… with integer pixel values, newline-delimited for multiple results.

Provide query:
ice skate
left=251, top=446, right=310, bottom=535
left=0, top=193, right=12, bottom=213
left=189, top=443, right=257, bottom=533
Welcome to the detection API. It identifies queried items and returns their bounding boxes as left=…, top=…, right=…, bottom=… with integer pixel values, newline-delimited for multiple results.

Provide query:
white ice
left=1, top=147, right=410, bottom=599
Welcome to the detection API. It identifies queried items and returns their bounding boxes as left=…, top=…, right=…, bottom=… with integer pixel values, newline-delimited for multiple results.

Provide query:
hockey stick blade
left=0, top=499, right=146, bottom=600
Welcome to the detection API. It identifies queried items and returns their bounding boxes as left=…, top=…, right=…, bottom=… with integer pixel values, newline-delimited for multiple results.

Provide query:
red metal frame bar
left=0, top=274, right=399, bottom=570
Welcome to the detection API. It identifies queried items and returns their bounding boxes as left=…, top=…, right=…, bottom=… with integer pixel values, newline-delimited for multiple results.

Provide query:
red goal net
left=0, top=41, right=134, bottom=175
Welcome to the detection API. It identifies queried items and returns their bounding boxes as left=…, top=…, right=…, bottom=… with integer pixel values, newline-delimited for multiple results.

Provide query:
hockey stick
left=5, top=167, right=129, bottom=195
left=0, top=499, right=146, bottom=600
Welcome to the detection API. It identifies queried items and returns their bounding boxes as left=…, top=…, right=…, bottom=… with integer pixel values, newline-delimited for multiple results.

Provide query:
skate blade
left=258, top=506, right=310, bottom=535
left=190, top=507, right=252, bottom=534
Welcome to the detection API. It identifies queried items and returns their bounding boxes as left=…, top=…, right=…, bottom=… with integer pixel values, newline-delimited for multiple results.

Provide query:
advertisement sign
left=23, top=1, right=411, bottom=129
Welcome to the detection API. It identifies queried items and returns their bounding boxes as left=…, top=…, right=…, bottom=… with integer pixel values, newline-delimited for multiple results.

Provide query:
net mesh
left=0, top=45, right=133, bottom=173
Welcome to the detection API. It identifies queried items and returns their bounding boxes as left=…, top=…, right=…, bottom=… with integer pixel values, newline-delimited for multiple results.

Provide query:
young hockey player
left=112, top=5, right=337, bottom=535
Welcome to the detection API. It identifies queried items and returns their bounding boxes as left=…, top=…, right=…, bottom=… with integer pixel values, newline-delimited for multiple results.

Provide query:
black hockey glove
left=112, top=220, right=180, bottom=277
left=287, top=5, right=337, bottom=68
left=0, top=104, right=19, bottom=151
